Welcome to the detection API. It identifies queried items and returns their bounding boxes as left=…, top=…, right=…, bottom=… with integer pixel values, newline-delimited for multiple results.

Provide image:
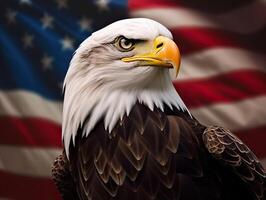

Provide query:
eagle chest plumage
left=67, top=104, right=206, bottom=200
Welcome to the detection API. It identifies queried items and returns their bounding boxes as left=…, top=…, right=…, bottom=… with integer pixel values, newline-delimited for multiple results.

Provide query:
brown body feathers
left=52, top=103, right=266, bottom=200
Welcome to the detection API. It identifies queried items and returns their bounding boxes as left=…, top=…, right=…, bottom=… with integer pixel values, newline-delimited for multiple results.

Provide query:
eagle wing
left=202, top=126, right=266, bottom=200
left=51, top=150, right=79, bottom=200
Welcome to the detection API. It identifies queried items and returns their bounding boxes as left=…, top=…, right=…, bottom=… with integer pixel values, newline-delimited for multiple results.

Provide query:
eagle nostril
left=156, top=42, right=164, bottom=49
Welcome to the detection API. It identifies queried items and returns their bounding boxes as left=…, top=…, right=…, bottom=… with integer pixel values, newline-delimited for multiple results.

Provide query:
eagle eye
left=115, top=36, right=135, bottom=52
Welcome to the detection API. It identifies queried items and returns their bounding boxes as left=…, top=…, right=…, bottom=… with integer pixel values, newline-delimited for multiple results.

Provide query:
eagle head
left=63, top=18, right=189, bottom=157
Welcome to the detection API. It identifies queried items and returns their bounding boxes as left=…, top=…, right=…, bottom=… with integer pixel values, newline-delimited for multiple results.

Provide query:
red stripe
left=174, top=70, right=266, bottom=108
left=236, top=125, right=266, bottom=159
left=0, top=170, right=61, bottom=200
left=0, top=117, right=62, bottom=147
left=129, top=0, right=179, bottom=10
left=171, top=27, right=266, bottom=55
left=129, top=0, right=252, bottom=13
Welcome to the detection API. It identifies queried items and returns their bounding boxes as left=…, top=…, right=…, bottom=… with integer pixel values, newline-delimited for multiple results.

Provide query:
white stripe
left=191, top=95, right=266, bottom=131
left=0, top=90, right=62, bottom=124
left=170, top=48, right=266, bottom=80
left=1, top=90, right=266, bottom=133
left=130, top=0, right=266, bottom=34
left=0, top=145, right=61, bottom=178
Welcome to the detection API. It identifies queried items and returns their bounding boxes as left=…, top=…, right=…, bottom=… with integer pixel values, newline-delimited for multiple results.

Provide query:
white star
left=55, top=0, right=68, bottom=9
left=60, top=36, right=74, bottom=50
left=78, top=17, right=92, bottom=32
left=20, top=0, right=32, bottom=5
left=22, top=33, right=34, bottom=49
left=5, top=9, right=17, bottom=24
left=41, top=54, right=53, bottom=70
left=95, top=0, right=109, bottom=11
left=41, top=13, right=54, bottom=29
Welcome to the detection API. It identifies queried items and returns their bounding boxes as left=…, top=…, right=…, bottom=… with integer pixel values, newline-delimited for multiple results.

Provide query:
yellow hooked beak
left=121, top=36, right=181, bottom=77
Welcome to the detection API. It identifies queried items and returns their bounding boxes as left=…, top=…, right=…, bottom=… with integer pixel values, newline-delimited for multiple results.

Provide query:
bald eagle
left=52, top=18, right=266, bottom=200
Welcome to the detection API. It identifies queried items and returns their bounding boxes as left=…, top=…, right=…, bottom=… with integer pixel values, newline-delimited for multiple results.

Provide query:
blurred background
left=0, top=0, right=265, bottom=199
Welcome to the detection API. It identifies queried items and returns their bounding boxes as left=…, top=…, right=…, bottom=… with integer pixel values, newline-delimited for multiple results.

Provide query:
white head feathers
left=62, top=18, right=189, bottom=157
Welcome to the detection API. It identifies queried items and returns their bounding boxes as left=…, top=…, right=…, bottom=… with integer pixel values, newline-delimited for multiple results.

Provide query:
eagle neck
left=62, top=70, right=189, bottom=157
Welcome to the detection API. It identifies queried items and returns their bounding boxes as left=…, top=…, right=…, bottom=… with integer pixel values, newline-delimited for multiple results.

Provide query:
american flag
left=0, top=0, right=265, bottom=199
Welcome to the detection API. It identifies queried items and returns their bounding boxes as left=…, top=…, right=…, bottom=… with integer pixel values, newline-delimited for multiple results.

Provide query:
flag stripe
left=129, top=0, right=253, bottom=13
left=0, top=170, right=60, bottom=200
left=0, top=90, right=266, bottom=147
left=130, top=0, right=266, bottom=34
left=0, top=145, right=60, bottom=177
left=175, top=48, right=266, bottom=80
left=175, top=70, right=266, bottom=108
left=0, top=125, right=265, bottom=179
left=1, top=92, right=266, bottom=142
left=1, top=95, right=266, bottom=147
left=0, top=90, right=62, bottom=124
left=192, top=95, right=266, bottom=131
left=0, top=117, right=61, bottom=147
left=171, top=27, right=266, bottom=55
